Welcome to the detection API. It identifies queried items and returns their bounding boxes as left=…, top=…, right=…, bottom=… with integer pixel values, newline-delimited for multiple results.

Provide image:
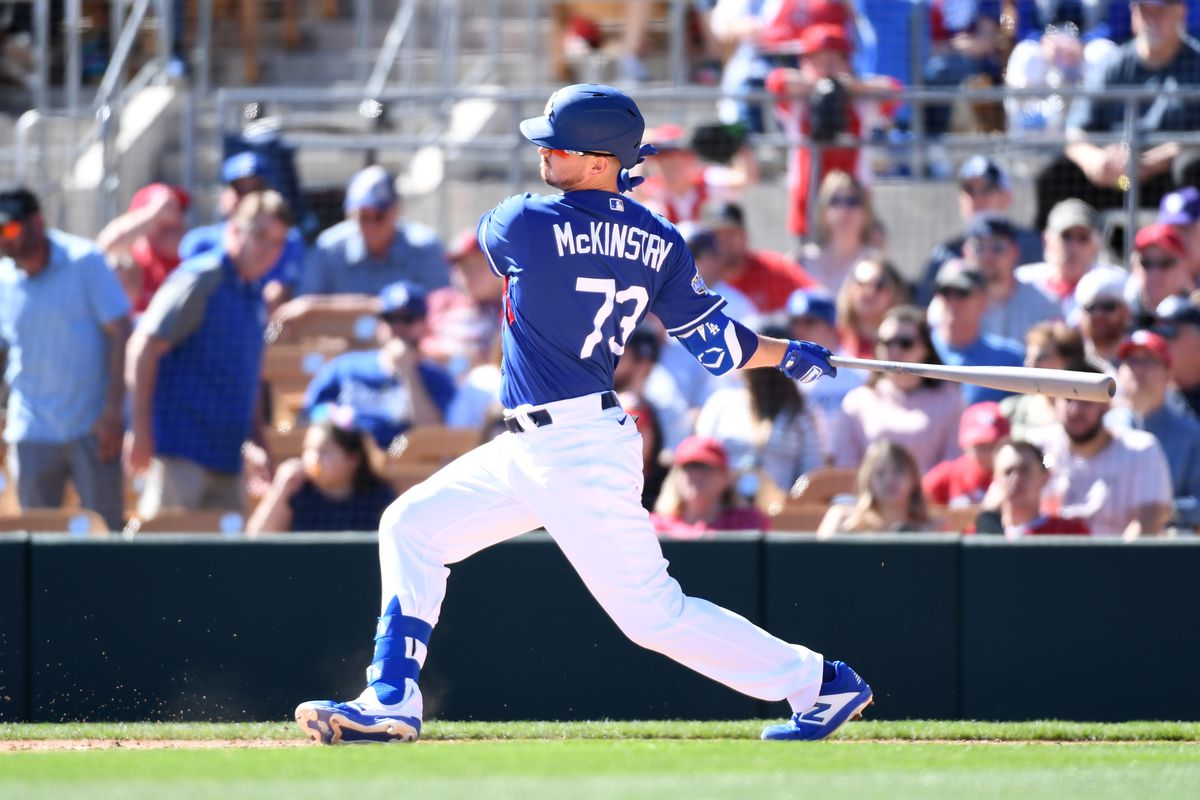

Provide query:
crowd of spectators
left=3, top=0, right=1200, bottom=539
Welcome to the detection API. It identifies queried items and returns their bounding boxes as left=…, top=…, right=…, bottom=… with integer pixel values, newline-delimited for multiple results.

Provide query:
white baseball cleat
left=295, top=687, right=421, bottom=745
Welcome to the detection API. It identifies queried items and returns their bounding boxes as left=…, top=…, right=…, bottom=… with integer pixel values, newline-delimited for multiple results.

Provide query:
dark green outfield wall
left=1, top=533, right=1196, bottom=722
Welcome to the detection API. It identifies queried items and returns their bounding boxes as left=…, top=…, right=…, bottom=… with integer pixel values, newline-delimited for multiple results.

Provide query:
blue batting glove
left=616, top=143, right=658, bottom=194
left=777, top=340, right=836, bottom=384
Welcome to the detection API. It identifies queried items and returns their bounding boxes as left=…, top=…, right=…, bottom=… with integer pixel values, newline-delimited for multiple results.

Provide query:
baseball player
left=296, top=84, right=872, bottom=744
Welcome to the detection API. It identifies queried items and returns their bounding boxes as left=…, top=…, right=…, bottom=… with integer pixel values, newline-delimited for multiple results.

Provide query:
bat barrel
left=827, top=356, right=1117, bottom=403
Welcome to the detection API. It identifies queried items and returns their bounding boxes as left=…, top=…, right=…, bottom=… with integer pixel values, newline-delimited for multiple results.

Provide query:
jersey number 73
left=576, top=277, right=649, bottom=358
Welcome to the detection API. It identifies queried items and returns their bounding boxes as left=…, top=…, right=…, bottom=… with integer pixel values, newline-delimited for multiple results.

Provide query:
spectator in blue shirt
left=303, top=280, right=456, bottom=452
left=178, top=151, right=306, bottom=313
left=929, top=259, right=1025, bottom=404
left=1110, top=329, right=1200, bottom=529
left=272, top=166, right=449, bottom=336
left=0, top=185, right=131, bottom=530
left=125, top=191, right=293, bottom=518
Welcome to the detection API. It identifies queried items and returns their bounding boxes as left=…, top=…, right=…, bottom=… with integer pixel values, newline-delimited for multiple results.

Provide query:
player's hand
left=616, top=143, right=658, bottom=194
left=777, top=340, right=836, bottom=384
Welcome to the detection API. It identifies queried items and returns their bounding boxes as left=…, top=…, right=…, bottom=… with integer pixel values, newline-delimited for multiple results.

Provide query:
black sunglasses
left=1141, top=257, right=1179, bottom=271
left=937, top=287, right=973, bottom=300
left=1084, top=299, right=1122, bottom=315
left=877, top=336, right=918, bottom=350
left=829, top=194, right=863, bottom=209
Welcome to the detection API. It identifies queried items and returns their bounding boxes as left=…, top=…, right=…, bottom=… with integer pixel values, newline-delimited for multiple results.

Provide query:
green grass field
left=2, top=721, right=1198, bottom=800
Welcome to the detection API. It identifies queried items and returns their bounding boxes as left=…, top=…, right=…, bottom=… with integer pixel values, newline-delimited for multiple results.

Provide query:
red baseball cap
left=798, top=23, right=853, bottom=56
left=674, top=435, right=729, bottom=471
left=1133, top=222, right=1187, bottom=259
left=128, top=182, right=190, bottom=213
left=644, top=123, right=688, bottom=151
left=1118, top=329, right=1172, bottom=368
left=958, top=402, right=1011, bottom=449
left=447, top=229, right=481, bottom=262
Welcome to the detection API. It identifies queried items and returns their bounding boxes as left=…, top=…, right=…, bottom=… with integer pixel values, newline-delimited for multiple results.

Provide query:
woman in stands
left=818, top=439, right=932, bottom=535
left=650, top=435, right=769, bottom=539
left=246, top=413, right=396, bottom=534
left=834, top=305, right=964, bottom=474
left=800, top=170, right=879, bottom=294
left=836, top=256, right=906, bottom=358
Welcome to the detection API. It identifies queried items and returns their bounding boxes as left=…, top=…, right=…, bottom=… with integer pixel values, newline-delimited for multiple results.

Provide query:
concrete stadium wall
left=1, top=533, right=1196, bottom=723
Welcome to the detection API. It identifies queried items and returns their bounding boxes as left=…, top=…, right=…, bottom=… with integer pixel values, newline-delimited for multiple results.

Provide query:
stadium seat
left=766, top=504, right=828, bottom=534
left=936, top=505, right=981, bottom=534
left=0, top=508, right=109, bottom=535
left=789, top=467, right=858, bottom=505
left=374, top=425, right=482, bottom=491
left=125, top=508, right=246, bottom=535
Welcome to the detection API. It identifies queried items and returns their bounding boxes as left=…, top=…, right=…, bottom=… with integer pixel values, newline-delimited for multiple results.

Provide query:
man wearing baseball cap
left=97, top=182, right=190, bottom=312
left=1036, top=0, right=1200, bottom=229
left=420, top=228, right=505, bottom=370
left=918, top=155, right=1043, bottom=305
left=1111, top=329, right=1200, bottom=528
left=1154, top=294, right=1200, bottom=418
left=1073, top=265, right=1132, bottom=368
left=1158, top=186, right=1200, bottom=281
left=1016, top=199, right=1106, bottom=319
left=276, top=166, right=449, bottom=333
left=1128, top=222, right=1194, bottom=322
left=957, top=212, right=1062, bottom=344
left=302, top=279, right=455, bottom=451
left=0, top=185, right=131, bottom=530
left=922, top=401, right=1011, bottom=507
left=179, top=151, right=307, bottom=312
left=763, top=22, right=903, bottom=240
left=930, top=259, right=1025, bottom=405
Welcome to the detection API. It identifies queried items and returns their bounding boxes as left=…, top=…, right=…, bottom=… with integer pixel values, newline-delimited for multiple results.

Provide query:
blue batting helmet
left=519, top=84, right=646, bottom=169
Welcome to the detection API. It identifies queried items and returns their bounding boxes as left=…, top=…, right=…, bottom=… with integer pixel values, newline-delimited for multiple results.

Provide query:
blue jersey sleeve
left=478, top=194, right=530, bottom=278
left=651, top=248, right=726, bottom=337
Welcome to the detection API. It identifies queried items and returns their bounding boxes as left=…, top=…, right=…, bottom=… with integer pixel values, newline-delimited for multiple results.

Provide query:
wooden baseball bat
left=827, top=356, right=1117, bottom=402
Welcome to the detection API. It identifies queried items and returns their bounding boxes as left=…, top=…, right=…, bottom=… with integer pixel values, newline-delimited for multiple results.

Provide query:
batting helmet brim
left=520, top=115, right=569, bottom=151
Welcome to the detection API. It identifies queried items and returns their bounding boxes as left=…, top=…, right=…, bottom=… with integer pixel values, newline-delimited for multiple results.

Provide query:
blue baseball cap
left=221, top=151, right=272, bottom=184
left=958, top=155, right=1010, bottom=191
left=345, top=165, right=399, bottom=213
left=786, top=288, right=837, bottom=325
left=1158, top=187, right=1200, bottom=226
left=379, top=280, right=427, bottom=317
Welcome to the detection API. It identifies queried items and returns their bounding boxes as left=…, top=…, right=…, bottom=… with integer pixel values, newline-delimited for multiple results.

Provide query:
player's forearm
left=741, top=335, right=788, bottom=370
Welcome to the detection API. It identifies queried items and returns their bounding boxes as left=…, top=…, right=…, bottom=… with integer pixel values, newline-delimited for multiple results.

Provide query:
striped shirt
left=695, top=387, right=824, bottom=492
left=1032, top=425, right=1173, bottom=536
left=835, top=380, right=965, bottom=474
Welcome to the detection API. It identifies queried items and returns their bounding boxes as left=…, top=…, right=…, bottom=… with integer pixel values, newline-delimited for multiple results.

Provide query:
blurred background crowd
left=2, top=0, right=1200, bottom=539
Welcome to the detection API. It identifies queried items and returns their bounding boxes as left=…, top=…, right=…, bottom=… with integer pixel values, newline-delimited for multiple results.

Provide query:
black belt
left=503, top=391, right=619, bottom=433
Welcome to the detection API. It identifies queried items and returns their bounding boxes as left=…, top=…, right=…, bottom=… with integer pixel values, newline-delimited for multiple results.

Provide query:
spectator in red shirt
left=764, top=23, right=901, bottom=239
left=973, top=439, right=1090, bottom=537
left=421, top=229, right=504, bottom=375
left=650, top=435, right=769, bottom=539
left=923, top=400, right=1010, bottom=508
left=702, top=201, right=814, bottom=321
left=97, top=183, right=190, bottom=313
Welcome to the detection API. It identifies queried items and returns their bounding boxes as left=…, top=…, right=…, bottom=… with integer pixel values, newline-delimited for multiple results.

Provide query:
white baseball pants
left=378, top=391, right=823, bottom=712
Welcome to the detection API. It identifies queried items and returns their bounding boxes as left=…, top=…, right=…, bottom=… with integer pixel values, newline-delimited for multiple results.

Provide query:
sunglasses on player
left=551, top=148, right=614, bottom=159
